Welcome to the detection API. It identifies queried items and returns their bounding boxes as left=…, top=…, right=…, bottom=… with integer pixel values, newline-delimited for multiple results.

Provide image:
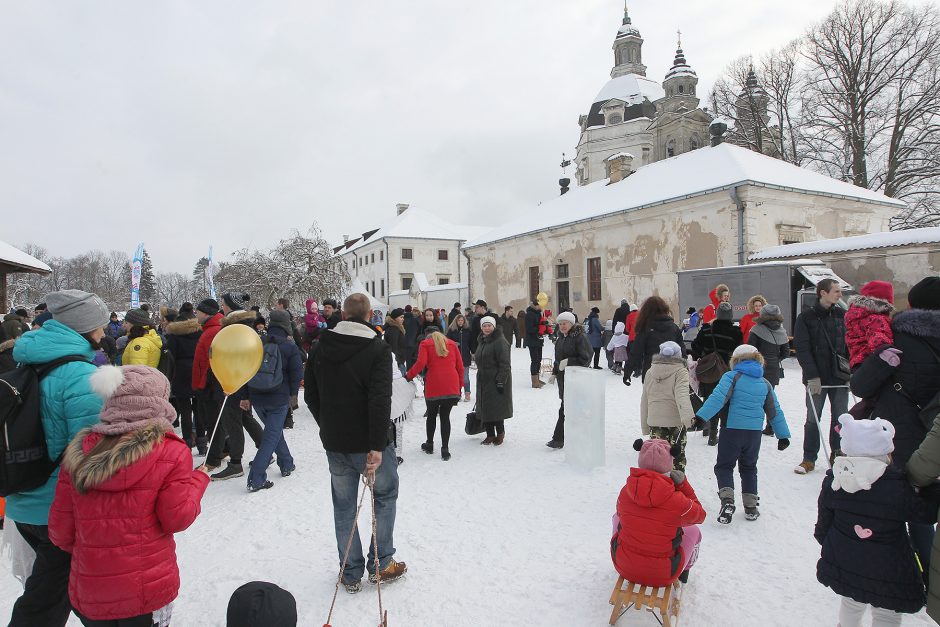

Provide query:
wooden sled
left=608, top=576, right=682, bottom=626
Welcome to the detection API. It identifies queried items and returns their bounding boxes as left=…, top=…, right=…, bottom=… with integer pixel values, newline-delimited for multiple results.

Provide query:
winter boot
left=211, top=463, right=244, bottom=481
left=531, top=375, right=544, bottom=389
left=494, top=433, right=505, bottom=446
left=441, top=447, right=451, bottom=461
left=546, top=439, right=564, bottom=449
left=743, top=493, right=760, bottom=521
left=678, top=570, right=690, bottom=584
left=707, top=418, right=719, bottom=446
left=717, top=487, right=736, bottom=524
left=420, top=441, right=434, bottom=454
left=369, top=559, right=408, bottom=584
left=247, top=480, right=274, bottom=493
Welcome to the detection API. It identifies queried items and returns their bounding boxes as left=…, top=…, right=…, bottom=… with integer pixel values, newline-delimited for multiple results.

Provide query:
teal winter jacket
left=697, top=360, right=790, bottom=439
left=8, top=320, right=102, bottom=524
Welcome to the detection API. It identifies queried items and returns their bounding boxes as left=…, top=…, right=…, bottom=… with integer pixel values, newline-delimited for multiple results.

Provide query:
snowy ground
left=1, top=346, right=935, bottom=626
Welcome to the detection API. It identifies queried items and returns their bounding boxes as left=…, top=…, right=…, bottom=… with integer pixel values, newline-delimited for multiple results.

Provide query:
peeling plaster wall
left=465, top=184, right=899, bottom=320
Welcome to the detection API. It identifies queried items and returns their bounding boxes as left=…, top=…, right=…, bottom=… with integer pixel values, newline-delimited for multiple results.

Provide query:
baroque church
left=575, top=8, right=712, bottom=186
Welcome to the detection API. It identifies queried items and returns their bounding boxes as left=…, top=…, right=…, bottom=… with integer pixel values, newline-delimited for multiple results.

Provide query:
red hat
left=860, top=280, right=894, bottom=304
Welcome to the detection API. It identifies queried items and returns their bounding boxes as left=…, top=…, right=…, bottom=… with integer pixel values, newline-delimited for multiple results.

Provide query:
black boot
left=420, top=441, right=433, bottom=454
left=707, top=418, right=719, bottom=446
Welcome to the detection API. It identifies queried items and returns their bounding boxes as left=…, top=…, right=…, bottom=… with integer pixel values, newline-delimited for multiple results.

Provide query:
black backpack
left=157, top=344, right=176, bottom=383
left=0, top=356, right=89, bottom=497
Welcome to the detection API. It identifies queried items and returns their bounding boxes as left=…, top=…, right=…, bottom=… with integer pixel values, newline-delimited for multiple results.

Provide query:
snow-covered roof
left=593, top=74, right=665, bottom=107
left=606, top=152, right=635, bottom=161
left=464, top=143, right=906, bottom=249
left=336, top=207, right=490, bottom=255
left=750, top=227, right=940, bottom=261
left=0, top=240, right=51, bottom=274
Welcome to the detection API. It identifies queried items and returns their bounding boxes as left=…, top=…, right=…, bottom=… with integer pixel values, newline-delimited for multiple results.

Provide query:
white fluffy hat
left=838, top=414, right=895, bottom=457
left=556, top=311, right=577, bottom=325
left=732, top=344, right=759, bottom=358
left=659, top=341, right=682, bottom=357
left=479, top=315, right=497, bottom=328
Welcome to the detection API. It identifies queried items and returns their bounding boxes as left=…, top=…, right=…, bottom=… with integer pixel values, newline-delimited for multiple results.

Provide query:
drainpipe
left=729, top=186, right=746, bottom=266
left=462, top=247, right=472, bottom=303
left=383, top=238, right=389, bottom=299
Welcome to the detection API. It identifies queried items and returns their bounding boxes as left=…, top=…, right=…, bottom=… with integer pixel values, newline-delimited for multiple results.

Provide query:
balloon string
left=204, top=395, right=229, bottom=464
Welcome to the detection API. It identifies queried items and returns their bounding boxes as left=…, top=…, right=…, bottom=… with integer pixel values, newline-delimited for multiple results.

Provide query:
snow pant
left=326, top=445, right=399, bottom=582
left=592, top=347, right=601, bottom=368
left=9, top=523, right=72, bottom=627
left=803, top=386, right=848, bottom=463
left=909, top=522, right=936, bottom=577
left=552, top=375, right=566, bottom=442
left=207, top=402, right=263, bottom=466
left=714, top=428, right=762, bottom=494
left=528, top=341, right=543, bottom=376
left=76, top=612, right=160, bottom=627
left=425, top=399, right=456, bottom=449
left=838, top=596, right=902, bottom=627
left=649, top=426, right=687, bottom=472
left=172, top=395, right=197, bottom=445
left=678, top=525, right=701, bottom=573
left=485, top=420, right=505, bottom=438
left=248, top=400, right=295, bottom=488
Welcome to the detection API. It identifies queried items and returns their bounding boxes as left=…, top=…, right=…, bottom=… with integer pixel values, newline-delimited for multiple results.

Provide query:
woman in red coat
left=49, top=365, right=210, bottom=626
left=739, top=295, right=767, bottom=343
left=406, top=326, right=464, bottom=461
left=611, top=439, right=706, bottom=587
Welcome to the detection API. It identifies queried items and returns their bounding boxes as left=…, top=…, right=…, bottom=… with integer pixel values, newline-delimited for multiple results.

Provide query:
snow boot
left=247, top=480, right=274, bottom=493
left=717, top=487, right=736, bottom=524
left=211, top=463, right=244, bottom=481
left=546, top=439, right=564, bottom=449
left=707, top=418, right=719, bottom=446
left=441, top=447, right=451, bottom=461
left=481, top=436, right=495, bottom=445
left=743, top=493, right=760, bottom=521
left=369, top=559, right=407, bottom=585
left=678, top=570, right=690, bottom=584
left=494, top=433, right=505, bottom=446
left=531, top=375, right=544, bottom=389
left=342, top=578, right=362, bottom=594
left=421, top=441, right=434, bottom=454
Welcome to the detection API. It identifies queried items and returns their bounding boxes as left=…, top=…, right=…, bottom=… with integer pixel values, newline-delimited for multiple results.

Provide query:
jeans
left=528, top=341, right=543, bottom=376
left=248, top=401, right=294, bottom=487
left=462, top=367, right=471, bottom=393
left=838, top=596, right=902, bottom=627
left=803, top=387, right=848, bottom=462
left=9, top=523, right=73, bottom=627
left=326, top=445, right=399, bottom=582
left=714, top=428, right=762, bottom=494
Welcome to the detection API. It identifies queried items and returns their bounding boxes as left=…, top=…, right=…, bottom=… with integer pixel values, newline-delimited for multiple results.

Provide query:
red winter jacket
left=739, top=313, right=758, bottom=344
left=611, top=468, right=706, bottom=587
left=626, top=311, right=639, bottom=342
left=701, top=288, right=721, bottom=325
left=406, top=337, right=464, bottom=401
left=845, top=298, right=895, bottom=369
left=49, top=425, right=209, bottom=621
left=191, top=313, right=223, bottom=391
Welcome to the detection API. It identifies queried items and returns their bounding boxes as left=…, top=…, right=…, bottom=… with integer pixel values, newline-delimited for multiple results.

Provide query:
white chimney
left=396, top=203, right=409, bottom=215
left=343, top=234, right=349, bottom=243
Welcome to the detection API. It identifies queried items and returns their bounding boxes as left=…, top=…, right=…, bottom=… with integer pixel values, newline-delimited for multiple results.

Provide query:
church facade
left=575, top=9, right=712, bottom=186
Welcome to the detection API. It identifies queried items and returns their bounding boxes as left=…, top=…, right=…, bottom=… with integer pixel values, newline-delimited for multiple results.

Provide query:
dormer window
left=607, top=113, right=622, bottom=125
left=678, top=84, right=684, bottom=94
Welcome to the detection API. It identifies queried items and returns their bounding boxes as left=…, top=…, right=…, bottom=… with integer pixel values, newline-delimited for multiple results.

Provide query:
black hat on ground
left=908, top=276, right=940, bottom=310
left=226, top=581, right=297, bottom=627
left=197, top=298, right=220, bottom=316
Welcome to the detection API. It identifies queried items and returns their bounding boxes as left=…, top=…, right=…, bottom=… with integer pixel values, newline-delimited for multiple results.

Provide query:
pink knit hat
left=89, top=365, right=176, bottom=435
left=633, top=438, right=678, bottom=474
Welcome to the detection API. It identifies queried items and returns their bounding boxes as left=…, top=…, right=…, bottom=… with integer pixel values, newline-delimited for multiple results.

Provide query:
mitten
left=778, top=438, right=790, bottom=451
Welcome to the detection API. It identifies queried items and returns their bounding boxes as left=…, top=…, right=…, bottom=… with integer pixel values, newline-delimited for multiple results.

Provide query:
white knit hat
left=659, top=341, right=682, bottom=357
left=556, top=311, right=577, bottom=325
left=838, top=414, right=895, bottom=457
left=732, top=344, right=759, bottom=358
left=479, top=316, right=497, bottom=328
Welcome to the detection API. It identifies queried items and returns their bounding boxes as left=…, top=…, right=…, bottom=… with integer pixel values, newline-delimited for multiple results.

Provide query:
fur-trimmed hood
left=892, top=308, right=940, bottom=339
left=221, top=310, right=258, bottom=327
left=730, top=351, right=765, bottom=369
left=63, top=423, right=172, bottom=494
left=747, top=295, right=767, bottom=315
left=0, top=338, right=15, bottom=353
left=849, top=294, right=895, bottom=316
left=756, top=310, right=784, bottom=325
left=165, top=317, right=201, bottom=336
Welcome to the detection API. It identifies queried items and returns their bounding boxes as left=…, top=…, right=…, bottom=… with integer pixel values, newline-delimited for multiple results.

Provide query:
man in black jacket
left=524, top=301, right=544, bottom=388
left=469, top=299, right=494, bottom=353
left=612, top=299, right=630, bottom=328
left=447, top=302, right=462, bottom=325
left=304, top=293, right=406, bottom=592
left=794, top=279, right=849, bottom=475
left=402, top=305, right=420, bottom=368
left=322, top=298, right=342, bottom=330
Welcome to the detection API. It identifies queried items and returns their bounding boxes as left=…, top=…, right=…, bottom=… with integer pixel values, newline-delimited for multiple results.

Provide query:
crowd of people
left=5, top=274, right=940, bottom=626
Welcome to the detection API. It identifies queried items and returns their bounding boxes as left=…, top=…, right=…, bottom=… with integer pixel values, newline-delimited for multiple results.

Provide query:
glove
left=692, top=416, right=706, bottom=431
left=807, top=378, right=822, bottom=395
left=879, top=347, right=902, bottom=367
left=558, top=359, right=568, bottom=372
left=778, top=438, right=790, bottom=451
left=669, top=470, right=686, bottom=486
left=290, top=395, right=299, bottom=411
left=496, top=383, right=505, bottom=394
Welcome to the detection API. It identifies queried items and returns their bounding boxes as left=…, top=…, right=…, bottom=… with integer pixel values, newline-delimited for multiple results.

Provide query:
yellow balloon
left=536, top=291, right=549, bottom=308
left=209, top=324, right=263, bottom=395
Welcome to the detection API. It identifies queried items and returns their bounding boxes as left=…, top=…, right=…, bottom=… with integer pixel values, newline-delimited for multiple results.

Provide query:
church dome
left=583, top=74, right=664, bottom=127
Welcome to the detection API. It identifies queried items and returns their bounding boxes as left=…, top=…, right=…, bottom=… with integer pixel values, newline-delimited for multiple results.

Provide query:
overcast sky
left=2, top=1, right=925, bottom=274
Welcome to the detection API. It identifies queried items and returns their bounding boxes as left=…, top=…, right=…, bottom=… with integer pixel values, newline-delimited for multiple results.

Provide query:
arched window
left=607, top=113, right=622, bottom=125
left=678, top=84, right=684, bottom=94
left=666, top=140, right=676, bottom=157
left=628, top=48, right=635, bottom=62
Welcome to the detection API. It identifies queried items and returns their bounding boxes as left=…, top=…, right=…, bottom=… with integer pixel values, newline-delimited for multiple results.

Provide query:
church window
left=608, top=113, right=622, bottom=125
left=628, top=48, right=635, bottom=62
left=678, top=85, right=684, bottom=94
left=666, top=140, right=676, bottom=157
left=401, top=248, right=413, bottom=260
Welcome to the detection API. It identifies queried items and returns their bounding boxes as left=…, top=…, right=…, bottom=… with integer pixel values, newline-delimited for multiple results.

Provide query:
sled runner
left=608, top=576, right=682, bottom=626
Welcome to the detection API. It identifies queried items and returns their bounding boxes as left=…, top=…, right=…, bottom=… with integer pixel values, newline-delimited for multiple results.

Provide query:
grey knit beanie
left=45, top=290, right=110, bottom=334
left=268, top=309, right=293, bottom=336
left=717, top=302, right=733, bottom=321
left=124, top=308, right=151, bottom=326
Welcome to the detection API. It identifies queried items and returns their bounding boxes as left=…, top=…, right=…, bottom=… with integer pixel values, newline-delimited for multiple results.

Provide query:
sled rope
left=203, top=395, right=230, bottom=462
left=324, top=473, right=386, bottom=627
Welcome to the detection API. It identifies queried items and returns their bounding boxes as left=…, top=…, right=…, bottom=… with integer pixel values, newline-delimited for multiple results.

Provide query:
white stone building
left=463, top=141, right=904, bottom=319
left=575, top=9, right=712, bottom=186
left=334, top=204, right=488, bottom=302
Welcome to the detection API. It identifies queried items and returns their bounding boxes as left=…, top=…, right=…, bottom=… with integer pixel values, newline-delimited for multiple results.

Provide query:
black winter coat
left=851, top=309, right=940, bottom=465
left=470, top=309, right=495, bottom=353
left=0, top=339, right=15, bottom=373
left=626, top=315, right=684, bottom=381
left=447, top=307, right=461, bottom=325
left=403, top=312, right=420, bottom=361
left=498, top=314, right=517, bottom=345
left=383, top=321, right=407, bottom=365
left=553, top=324, right=593, bottom=399
left=690, top=320, right=742, bottom=362
left=524, top=306, right=542, bottom=348
left=794, top=302, right=848, bottom=385
left=815, top=464, right=929, bottom=613
left=474, top=332, right=512, bottom=423
left=748, top=316, right=789, bottom=387
left=612, top=304, right=630, bottom=328
left=164, top=318, right=202, bottom=398
left=305, top=320, right=393, bottom=454
left=446, top=326, right=472, bottom=366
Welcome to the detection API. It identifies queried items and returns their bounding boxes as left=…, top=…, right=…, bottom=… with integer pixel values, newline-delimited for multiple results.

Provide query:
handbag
left=464, top=405, right=485, bottom=435
left=696, top=331, right=729, bottom=385
left=822, top=326, right=851, bottom=382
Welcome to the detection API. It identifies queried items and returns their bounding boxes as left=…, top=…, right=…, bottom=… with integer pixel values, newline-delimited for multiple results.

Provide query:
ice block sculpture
left=563, top=366, right=606, bottom=469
